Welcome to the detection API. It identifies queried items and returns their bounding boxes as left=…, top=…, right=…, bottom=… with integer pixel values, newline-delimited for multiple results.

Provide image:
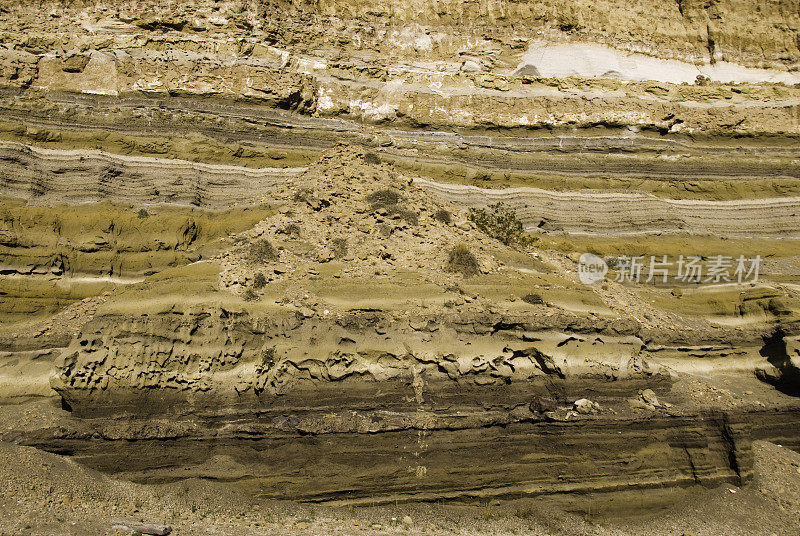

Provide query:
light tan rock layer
left=0, top=142, right=297, bottom=207
left=415, top=178, right=800, bottom=237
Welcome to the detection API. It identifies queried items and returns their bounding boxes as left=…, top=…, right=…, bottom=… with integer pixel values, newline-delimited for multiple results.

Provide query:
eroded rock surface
left=1, top=0, right=800, bottom=514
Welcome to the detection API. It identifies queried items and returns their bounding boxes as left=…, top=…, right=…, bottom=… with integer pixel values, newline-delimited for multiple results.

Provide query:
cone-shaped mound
left=219, top=145, right=509, bottom=304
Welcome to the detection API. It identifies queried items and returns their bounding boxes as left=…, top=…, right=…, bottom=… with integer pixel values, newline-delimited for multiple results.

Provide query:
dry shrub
left=522, top=293, right=544, bottom=305
left=280, top=223, right=301, bottom=238
left=366, top=188, right=401, bottom=208
left=367, top=188, right=417, bottom=225
left=248, top=238, right=278, bottom=263
left=243, top=288, right=258, bottom=301
left=363, top=152, right=381, bottom=165
left=330, top=237, right=348, bottom=258
left=253, top=272, right=267, bottom=289
left=446, top=243, right=480, bottom=277
left=388, top=206, right=418, bottom=225
left=433, top=208, right=451, bottom=224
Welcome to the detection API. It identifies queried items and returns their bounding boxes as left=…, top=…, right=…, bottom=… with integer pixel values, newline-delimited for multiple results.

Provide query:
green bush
left=468, top=202, right=532, bottom=246
left=446, top=243, right=480, bottom=277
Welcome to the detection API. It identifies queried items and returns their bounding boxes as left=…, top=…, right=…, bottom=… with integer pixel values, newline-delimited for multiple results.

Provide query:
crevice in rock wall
left=757, top=327, right=800, bottom=396
left=683, top=445, right=700, bottom=483
left=718, top=412, right=744, bottom=486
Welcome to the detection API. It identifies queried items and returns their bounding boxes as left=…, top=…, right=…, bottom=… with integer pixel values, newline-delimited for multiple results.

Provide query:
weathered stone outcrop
left=28, top=48, right=318, bottom=110
left=3, top=0, right=800, bottom=511
left=51, top=305, right=657, bottom=416
left=47, top=303, right=800, bottom=502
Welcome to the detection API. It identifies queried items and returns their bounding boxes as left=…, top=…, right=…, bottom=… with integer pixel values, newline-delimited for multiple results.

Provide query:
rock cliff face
left=32, top=148, right=800, bottom=501
left=1, top=0, right=800, bottom=511
left=53, top=302, right=652, bottom=413
left=416, top=178, right=800, bottom=237
left=2, top=0, right=800, bottom=134
left=0, top=141, right=291, bottom=207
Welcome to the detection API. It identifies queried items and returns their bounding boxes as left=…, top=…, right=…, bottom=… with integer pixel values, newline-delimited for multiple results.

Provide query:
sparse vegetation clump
left=330, top=237, right=348, bottom=258
left=242, top=288, right=258, bottom=301
left=280, top=223, right=301, bottom=238
left=248, top=238, right=278, bottom=264
left=468, top=202, right=532, bottom=247
left=446, top=243, right=480, bottom=277
left=293, top=187, right=314, bottom=203
left=433, top=208, right=452, bottom=224
left=366, top=188, right=402, bottom=208
left=363, top=152, right=381, bottom=165
left=366, top=188, right=418, bottom=225
left=522, top=293, right=545, bottom=305
left=389, top=206, right=419, bottom=225
left=252, top=272, right=267, bottom=289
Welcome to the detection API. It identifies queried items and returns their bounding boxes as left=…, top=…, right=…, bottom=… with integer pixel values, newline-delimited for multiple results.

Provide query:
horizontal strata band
left=2, top=141, right=799, bottom=237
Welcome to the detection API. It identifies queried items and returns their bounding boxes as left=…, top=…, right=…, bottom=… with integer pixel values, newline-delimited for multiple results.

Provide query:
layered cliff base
left=2, top=116, right=800, bottom=533
left=2, top=433, right=800, bottom=536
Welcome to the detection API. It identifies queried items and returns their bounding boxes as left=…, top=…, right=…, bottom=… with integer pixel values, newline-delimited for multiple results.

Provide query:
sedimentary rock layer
left=416, top=178, right=800, bottom=237
left=0, top=142, right=294, bottom=207
left=38, top=301, right=800, bottom=502
left=3, top=138, right=800, bottom=237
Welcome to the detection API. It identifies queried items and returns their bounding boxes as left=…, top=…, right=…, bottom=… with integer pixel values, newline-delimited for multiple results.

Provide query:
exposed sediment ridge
left=416, top=178, right=800, bottom=237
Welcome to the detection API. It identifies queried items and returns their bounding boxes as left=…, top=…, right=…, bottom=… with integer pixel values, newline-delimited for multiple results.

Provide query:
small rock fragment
left=573, top=398, right=601, bottom=415
left=639, top=388, right=660, bottom=407
left=110, top=519, right=171, bottom=536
